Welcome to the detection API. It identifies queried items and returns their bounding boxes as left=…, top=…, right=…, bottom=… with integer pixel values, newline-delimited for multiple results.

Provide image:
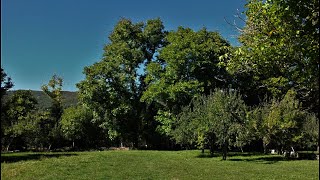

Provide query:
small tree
left=250, top=89, right=317, bottom=154
left=42, top=74, right=64, bottom=120
left=206, top=89, right=248, bottom=160
left=300, top=113, right=319, bottom=151
left=41, top=74, right=64, bottom=150
left=60, top=105, right=93, bottom=149
left=24, top=111, right=52, bottom=150
left=172, top=95, right=209, bottom=153
left=172, top=89, right=248, bottom=160
left=2, top=90, right=37, bottom=151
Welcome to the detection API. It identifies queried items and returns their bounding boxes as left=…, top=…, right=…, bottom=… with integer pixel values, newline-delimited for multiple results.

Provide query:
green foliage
left=1, top=68, right=14, bottom=143
left=248, top=89, right=318, bottom=153
left=172, top=89, right=248, bottom=160
left=228, top=0, right=319, bottom=153
left=2, top=90, right=38, bottom=150
left=4, top=90, right=37, bottom=120
left=24, top=111, right=53, bottom=149
left=41, top=75, right=65, bottom=149
left=143, top=27, right=231, bottom=103
left=1, top=88, right=71, bottom=150
left=41, top=74, right=64, bottom=121
left=77, top=18, right=166, bottom=146
left=172, top=95, right=208, bottom=148
left=228, top=0, right=319, bottom=114
left=0, top=68, right=14, bottom=98
left=301, top=113, right=319, bottom=149
left=41, top=75, right=63, bottom=102
left=60, top=105, right=95, bottom=147
left=154, top=110, right=175, bottom=136
left=142, top=27, right=231, bottom=136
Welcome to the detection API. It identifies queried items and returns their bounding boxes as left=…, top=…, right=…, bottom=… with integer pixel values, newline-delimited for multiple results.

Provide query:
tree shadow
left=1, top=152, right=78, bottom=163
left=194, top=151, right=296, bottom=164
left=228, top=152, right=318, bottom=164
left=227, top=152, right=264, bottom=157
left=229, top=156, right=289, bottom=164
left=196, top=153, right=220, bottom=158
left=196, top=152, right=263, bottom=159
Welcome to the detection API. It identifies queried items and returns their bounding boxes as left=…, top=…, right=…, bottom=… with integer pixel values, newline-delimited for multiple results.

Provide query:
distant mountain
left=3, top=90, right=78, bottom=110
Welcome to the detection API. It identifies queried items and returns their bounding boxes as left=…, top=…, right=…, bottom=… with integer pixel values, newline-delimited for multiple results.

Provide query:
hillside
left=3, top=90, right=78, bottom=110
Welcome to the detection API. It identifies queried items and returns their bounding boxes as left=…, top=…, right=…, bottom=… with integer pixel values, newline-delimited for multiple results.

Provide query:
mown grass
left=1, top=150, right=319, bottom=180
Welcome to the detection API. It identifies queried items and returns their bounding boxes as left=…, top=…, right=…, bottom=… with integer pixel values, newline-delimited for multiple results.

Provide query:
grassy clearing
left=1, top=150, right=319, bottom=180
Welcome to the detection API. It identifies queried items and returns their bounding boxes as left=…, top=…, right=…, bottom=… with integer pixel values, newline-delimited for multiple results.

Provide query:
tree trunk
left=72, top=140, right=75, bottom=149
left=6, top=137, right=14, bottom=152
left=222, top=142, right=228, bottom=160
left=209, top=141, right=214, bottom=157
left=210, top=147, right=214, bottom=157
left=277, top=146, right=281, bottom=155
left=209, top=134, right=215, bottom=157
left=263, top=143, right=268, bottom=154
left=201, top=148, right=204, bottom=154
left=6, top=144, right=10, bottom=152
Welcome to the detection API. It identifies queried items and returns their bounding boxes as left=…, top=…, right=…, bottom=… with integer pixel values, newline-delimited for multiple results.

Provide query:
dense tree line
left=1, top=0, right=318, bottom=159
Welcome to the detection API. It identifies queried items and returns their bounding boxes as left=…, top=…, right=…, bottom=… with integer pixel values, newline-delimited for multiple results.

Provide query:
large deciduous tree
left=141, top=27, right=231, bottom=136
left=77, top=18, right=166, bottom=147
left=228, top=0, right=319, bottom=114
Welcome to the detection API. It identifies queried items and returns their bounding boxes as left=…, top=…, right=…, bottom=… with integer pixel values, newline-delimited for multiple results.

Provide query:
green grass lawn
left=1, top=150, right=319, bottom=180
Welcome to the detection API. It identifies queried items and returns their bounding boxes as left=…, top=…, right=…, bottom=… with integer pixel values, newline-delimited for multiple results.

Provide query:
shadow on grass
left=228, top=152, right=265, bottom=157
left=196, top=152, right=264, bottom=159
left=195, top=151, right=297, bottom=164
left=229, top=156, right=286, bottom=164
left=197, top=153, right=220, bottom=158
left=1, top=153, right=78, bottom=163
left=228, top=152, right=318, bottom=164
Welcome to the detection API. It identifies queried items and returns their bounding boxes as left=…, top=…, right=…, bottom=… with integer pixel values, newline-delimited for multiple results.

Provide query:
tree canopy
left=172, top=89, right=248, bottom=160
left=141, top=27, right=231, bottom=135
left=77, top=18, right=167, bottom=147
left=1, top=68, right=14, bottom=98
left=228, top=0, right=319, bottom=113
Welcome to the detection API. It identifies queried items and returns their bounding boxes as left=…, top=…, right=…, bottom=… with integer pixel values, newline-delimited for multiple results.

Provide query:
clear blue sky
left=1, top=0, right=246, bottom=91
